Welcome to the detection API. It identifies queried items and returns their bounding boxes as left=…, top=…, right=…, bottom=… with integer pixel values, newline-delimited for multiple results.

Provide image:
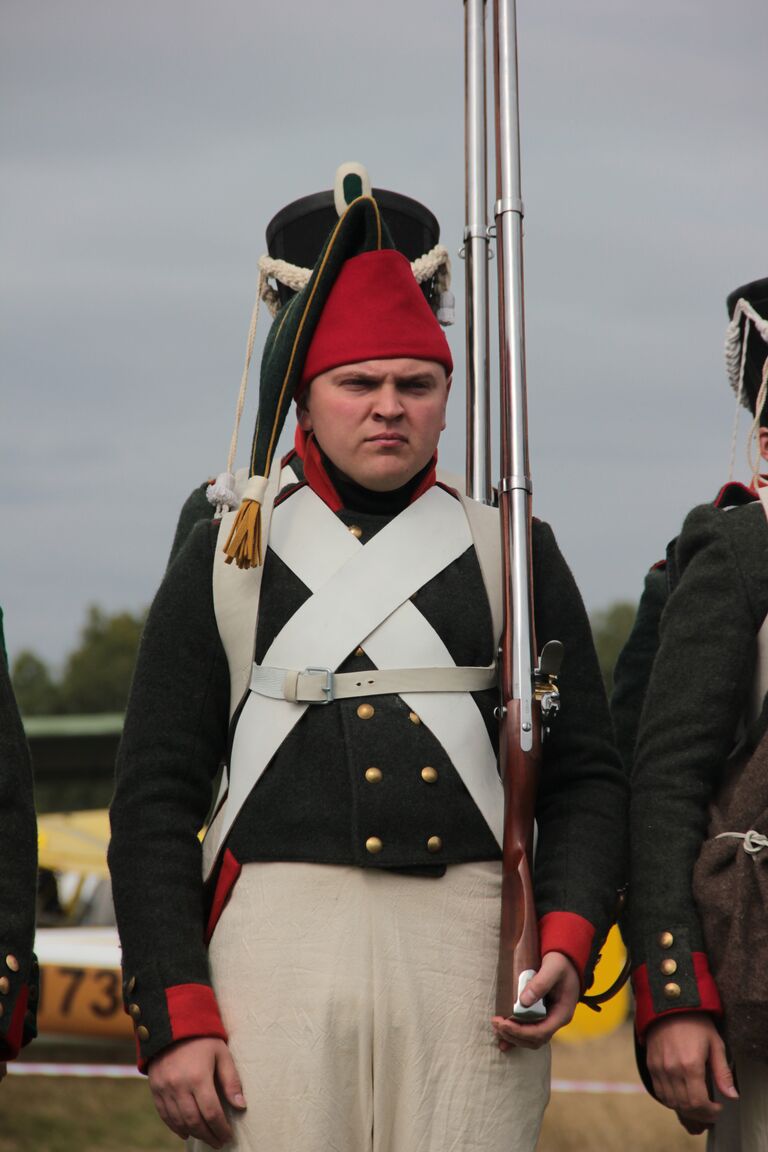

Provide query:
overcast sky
left=2, top=0, right=767, bottom=666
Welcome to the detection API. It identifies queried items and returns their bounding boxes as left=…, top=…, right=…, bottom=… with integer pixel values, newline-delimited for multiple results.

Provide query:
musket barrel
left=464, top=0, right=493, bottom=505
left=493, top=0, right=535, bottom=733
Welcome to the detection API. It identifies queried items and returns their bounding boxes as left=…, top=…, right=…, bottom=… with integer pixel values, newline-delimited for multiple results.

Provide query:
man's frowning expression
left=298, top=358, right=451, bottom=491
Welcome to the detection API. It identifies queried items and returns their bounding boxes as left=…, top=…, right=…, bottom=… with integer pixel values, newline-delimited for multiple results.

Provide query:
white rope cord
left=206, top=267, right=267, bottom=513
left=727, top=330, right=748, bottom=482
left=724, top=298, right=768, bottom=483
left=715, top=829, right=768, bottom=855
left=258, top=245, right=453, bottom=318
left=726, top=298, right=768, bottom=403
left=747, top=363, right=768, bottom=488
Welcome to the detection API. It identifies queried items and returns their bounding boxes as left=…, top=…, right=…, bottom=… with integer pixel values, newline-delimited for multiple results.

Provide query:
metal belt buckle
left=305, top=667, right=334, bottom=704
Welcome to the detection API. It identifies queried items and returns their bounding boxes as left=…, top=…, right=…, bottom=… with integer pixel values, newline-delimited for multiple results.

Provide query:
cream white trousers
left=193, top=860, right=549, bottom=1152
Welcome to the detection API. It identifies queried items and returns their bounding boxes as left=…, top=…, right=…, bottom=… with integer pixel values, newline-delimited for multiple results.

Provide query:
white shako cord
left=724, top=299, right=768, bottom=485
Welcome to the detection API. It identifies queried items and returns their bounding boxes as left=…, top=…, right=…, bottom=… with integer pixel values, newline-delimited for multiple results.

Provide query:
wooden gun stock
left=495, top=698, right=543, bottom=1018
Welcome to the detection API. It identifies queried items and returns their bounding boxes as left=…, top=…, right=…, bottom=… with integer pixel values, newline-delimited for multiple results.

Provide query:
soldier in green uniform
left=629, top=276, right=768, bottom=1143
left=0, top=609, right=39, bottom=1072
left=109, top=183, right=627, bottom=1152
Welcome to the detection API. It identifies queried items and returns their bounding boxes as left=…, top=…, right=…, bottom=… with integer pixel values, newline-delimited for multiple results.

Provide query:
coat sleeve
left=629, top=501, right=768, bottom=1039
left=167, top=483, right=217, bottom=567
left=108, top=521, right=230, bottom=1070
left=610, top=564, right=668, bottom=775
left=0, top=636, right=38, bottom=1059
left=531, top=522, right=629, bottom=988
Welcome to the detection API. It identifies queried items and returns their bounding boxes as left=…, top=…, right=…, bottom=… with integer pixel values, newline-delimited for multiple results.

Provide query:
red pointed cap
left=300, top=249, right=453, bottom=385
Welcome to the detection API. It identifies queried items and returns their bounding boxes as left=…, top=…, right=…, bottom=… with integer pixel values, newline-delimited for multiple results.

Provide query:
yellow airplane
left=36, top=809, right=629, bottom=1042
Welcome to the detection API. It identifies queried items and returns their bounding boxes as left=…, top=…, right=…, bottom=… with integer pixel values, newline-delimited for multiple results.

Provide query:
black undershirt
left=318, top=446, right=433, bottom=516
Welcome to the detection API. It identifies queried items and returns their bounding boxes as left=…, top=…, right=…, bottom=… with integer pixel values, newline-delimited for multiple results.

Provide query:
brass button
left=663, top=982, right=681, bottom=1000
left=355, top=647, right=365, bottom=657
left=421, top=767, right=438, bottom=784
left=427, top=836, right=443, bottom=853
left=366, top=836, right=383, bottom=855
left=658, top=932, right=674, bottom=949
left=128, top=1003, right=141, bottom=1020
left=357, top=703, right=375, bottom=720
left=5, top=955, right=19, bottom=973
left=0, top=977, right=9, bottom=995
left=348, top=524, right=363, bottom=539
left=137, top=1025, right=150, bottom=1042
left=127, top=976, right=136, bottom=994
left=409, top=711, right=421, bottom=725
left=365, top=767, right=382, bottom=783
left=660, top=959, right=678, bottom=976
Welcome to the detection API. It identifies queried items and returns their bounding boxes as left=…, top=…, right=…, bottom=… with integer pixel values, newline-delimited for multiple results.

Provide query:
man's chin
left=348, top=461, right=421, bottom=492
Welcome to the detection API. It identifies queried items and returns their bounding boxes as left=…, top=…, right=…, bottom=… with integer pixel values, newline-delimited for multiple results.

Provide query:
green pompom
left=343, top=173, right=363, bottom=204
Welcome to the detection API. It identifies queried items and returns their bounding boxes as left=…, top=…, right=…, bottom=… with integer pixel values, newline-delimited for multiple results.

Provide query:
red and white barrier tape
left=9, top=1063, right=645, bottom=1094
left=10, top=1062, right=140, bottom=1079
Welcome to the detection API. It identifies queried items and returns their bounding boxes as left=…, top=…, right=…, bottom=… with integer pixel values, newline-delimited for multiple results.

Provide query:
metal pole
left=464, top=0, right=493, bottom=505
left=493, top=0, right=535, bottom=746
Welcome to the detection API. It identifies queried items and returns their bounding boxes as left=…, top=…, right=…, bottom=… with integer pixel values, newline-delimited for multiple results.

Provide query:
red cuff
left=539, top=911, right=595, bottom=987
left=166, top=983, right=227, bottom=1046
left=205, top=849, right=242, bottom=944
left=0, top=985, right=28, bottom=1061
left=632, top=952, right=723, bottom=1042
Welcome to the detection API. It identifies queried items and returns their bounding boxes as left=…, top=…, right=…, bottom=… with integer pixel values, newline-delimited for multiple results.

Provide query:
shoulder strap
left=752, top=490, right=768, bottom=724
left=212, top=458, right=295, bottom=717
left=435, top=469, right=502, bottom=644
left=455, top=492, right=502, bottom=644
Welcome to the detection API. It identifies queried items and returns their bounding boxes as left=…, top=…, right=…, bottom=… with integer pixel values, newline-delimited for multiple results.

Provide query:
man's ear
left=759, top=426, right=768, bottom=463
left=297, top=396, right=313, bottom=432
left=441, top=373, right=452, bottom=431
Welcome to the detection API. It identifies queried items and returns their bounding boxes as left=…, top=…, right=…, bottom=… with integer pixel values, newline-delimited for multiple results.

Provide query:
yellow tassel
left=223, top=499, right=263, bottom=569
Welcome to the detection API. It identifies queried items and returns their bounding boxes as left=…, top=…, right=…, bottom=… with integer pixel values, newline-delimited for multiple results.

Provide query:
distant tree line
left=590, top=601, right=637, bottom=693
left=11, top=599, right=637, bottom=717
left=12, top=605, right=147, bottom=716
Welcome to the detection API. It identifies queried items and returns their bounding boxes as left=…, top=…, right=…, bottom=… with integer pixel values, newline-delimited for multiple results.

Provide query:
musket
left=464, top=0, right=562, bottom=1020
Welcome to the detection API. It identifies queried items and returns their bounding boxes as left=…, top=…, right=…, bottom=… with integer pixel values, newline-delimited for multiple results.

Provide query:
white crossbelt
left=203, top=484, right=503, bottom=877
left=249, top=662, right=497, bottom=703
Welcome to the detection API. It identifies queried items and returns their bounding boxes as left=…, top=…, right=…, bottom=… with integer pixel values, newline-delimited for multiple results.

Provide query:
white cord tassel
left=436, top=291, right=455, bottom=326
left=206, top=471, right=239, bottom=509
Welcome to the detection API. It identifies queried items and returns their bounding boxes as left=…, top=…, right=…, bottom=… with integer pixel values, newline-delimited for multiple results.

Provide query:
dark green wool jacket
left=0, top=619, right=39, bottom=1058
left=611, top=564, right=668, bottom=776
left=629, top=497, right=768, bottom=1038
left=109, top=474, right=627, bottom=1070
left=612, top=483, right=756, bottom=777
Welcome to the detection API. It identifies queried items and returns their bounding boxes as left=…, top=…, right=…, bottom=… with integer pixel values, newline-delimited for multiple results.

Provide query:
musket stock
left=496, top=699, right=542, bottom=1017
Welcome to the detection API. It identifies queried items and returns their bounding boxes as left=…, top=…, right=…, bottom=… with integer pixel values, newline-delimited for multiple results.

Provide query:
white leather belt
left=249, top=662, right=497, bottom=704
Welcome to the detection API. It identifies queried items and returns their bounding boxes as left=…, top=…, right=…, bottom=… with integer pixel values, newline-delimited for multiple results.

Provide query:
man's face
left=298, top=358, right=451, bottom=491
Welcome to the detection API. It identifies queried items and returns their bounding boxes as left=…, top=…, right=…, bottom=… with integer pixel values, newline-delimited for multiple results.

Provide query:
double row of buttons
left=364, top=766, right=438, bottom=785
left=356, top=696, right=443, bottom=857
